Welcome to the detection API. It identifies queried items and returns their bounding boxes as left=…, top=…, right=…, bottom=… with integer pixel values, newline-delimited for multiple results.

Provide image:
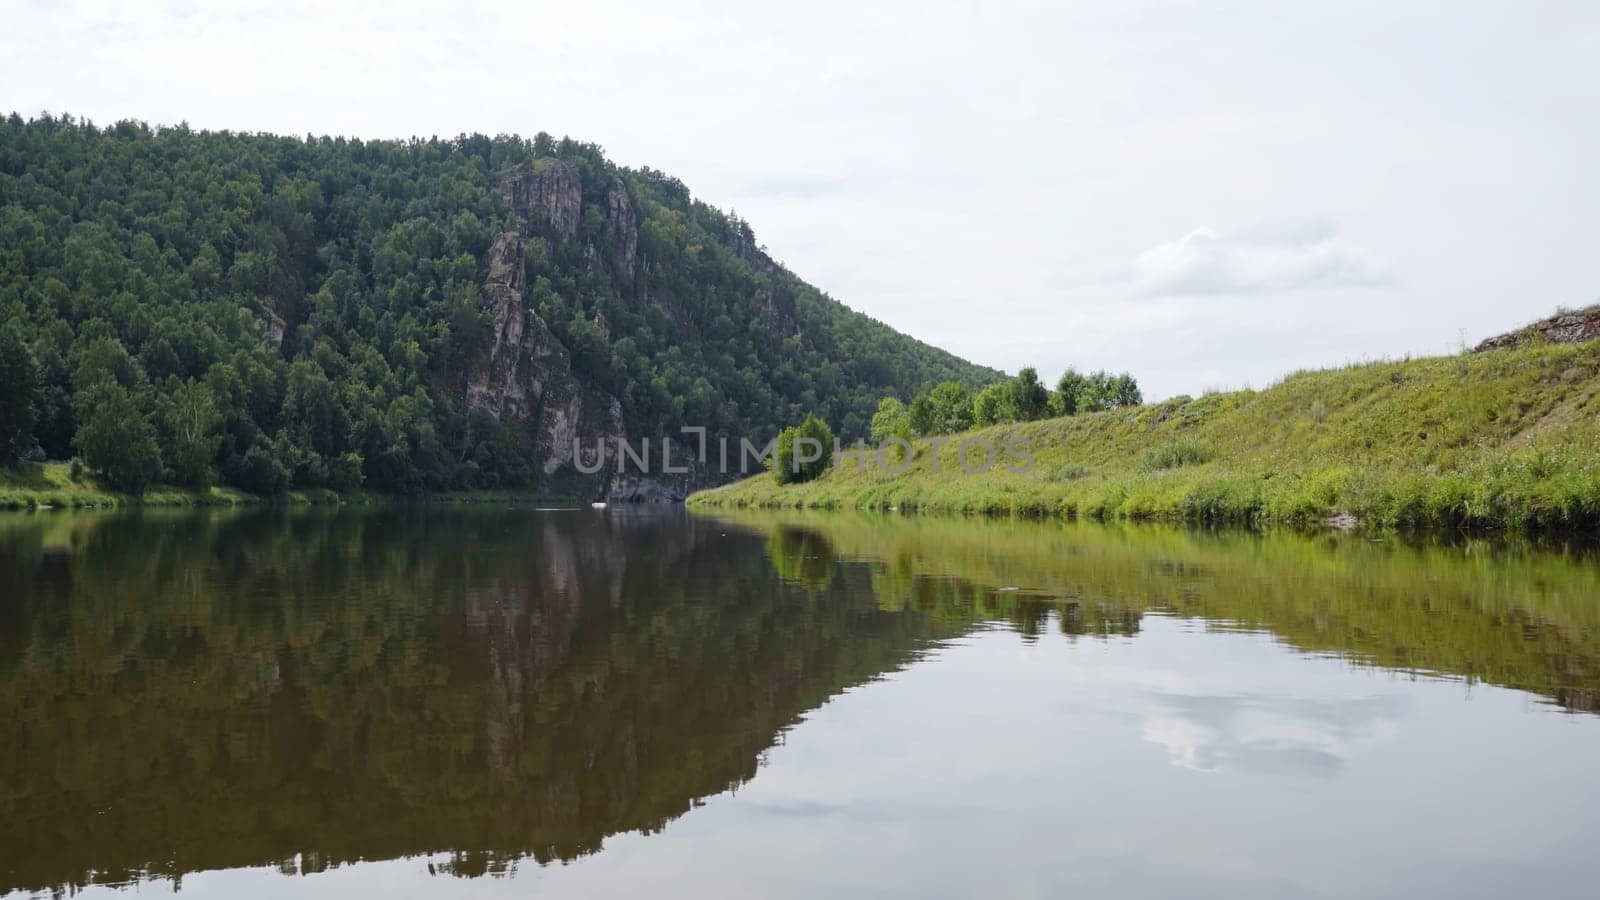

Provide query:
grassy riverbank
left=0, top=462, right=576, bottom=510
left=0, top=462, right=265, bottom=509
left=691, top=340, right=1600, bottom=532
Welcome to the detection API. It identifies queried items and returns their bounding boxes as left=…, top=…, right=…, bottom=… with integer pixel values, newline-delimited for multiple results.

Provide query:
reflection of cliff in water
left=0, top=509, right=950, bottom=895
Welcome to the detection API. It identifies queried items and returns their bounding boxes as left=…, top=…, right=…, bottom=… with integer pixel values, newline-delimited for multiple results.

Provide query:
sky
left=3, top=0, right=1597, bottom=400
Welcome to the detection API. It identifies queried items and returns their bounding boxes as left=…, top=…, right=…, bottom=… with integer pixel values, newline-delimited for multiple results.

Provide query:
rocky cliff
left=1475, top=304, right=1600, bottom=352
left=465, top=228, right=627, bottom=497
left=468, top=159, right=703, bottom=500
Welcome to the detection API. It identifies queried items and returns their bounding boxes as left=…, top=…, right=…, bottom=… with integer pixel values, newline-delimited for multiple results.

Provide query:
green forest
left=0, top=114, right=1000, bottom=494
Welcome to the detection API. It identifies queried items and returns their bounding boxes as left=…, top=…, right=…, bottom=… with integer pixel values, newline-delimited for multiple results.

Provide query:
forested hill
left=0, top=114, right=1000, bottom=496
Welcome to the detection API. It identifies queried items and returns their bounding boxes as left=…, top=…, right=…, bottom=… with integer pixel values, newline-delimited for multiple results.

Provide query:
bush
left=773, top=414, right=835, bottom=485
left=1140, top=441, right=1215, bottom=472
left=972, top=383, right=1013, bottom=427
left=1051, top=463, right=1091, bottom=482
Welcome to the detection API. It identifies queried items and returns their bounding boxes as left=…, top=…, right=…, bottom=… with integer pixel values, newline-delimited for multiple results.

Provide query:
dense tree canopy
left=1056, top=368, right=1141, bottom=414
left=0, top=322, right=39, bottom=464
left=0, top=114, right=1000, bottom=493
left=881, top=366, right=1143, bottom=436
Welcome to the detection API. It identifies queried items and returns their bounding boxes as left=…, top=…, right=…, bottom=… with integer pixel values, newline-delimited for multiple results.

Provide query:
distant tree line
left=868, top=367, right=1142, bottom=445
left=752, top=367, right=1140, bottom=486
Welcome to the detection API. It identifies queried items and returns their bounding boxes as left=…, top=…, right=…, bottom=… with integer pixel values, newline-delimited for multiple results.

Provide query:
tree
left=72, top=336, right=162, bottom=492
left=1110, top=373, right=1143, bottom=408
left=1008, top=367, right=1051, bottom=422
left=773, top=413, right=834, bottom=485
left=74, top=381, right=162, bottom=492
left=923, top=381, right=973, bottom=434
left=870, top=397, right=912, bottom=445
left=907, top=394, right=936, bottom=436
left=1053, top=368, right=1141, bottom=415
left=1052, top=369, right=1087, bottom=417
left=158, top=379, right=223, bottom=487
left=282, top=359, right=351, bottom=487
left=972, top=383, right=1014, bottom=427
left=0, top=323, right=41, bottom=465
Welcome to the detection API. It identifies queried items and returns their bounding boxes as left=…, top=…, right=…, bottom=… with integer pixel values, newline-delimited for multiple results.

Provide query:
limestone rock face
left=465, top=230, right=625, bottom=497
left=466, top=159, right=732, bottom=501
left=495, top=159, right=583, bottom=242
left=1476, top=305, right=1600, bottom=352
left=603, top=178, right=638, bottom=281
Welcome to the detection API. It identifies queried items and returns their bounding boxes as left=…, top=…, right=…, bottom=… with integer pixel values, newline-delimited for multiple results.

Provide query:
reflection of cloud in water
left=1141, top=693, right=1405, bottom=777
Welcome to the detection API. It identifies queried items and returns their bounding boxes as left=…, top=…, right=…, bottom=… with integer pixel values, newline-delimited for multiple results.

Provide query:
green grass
left=691, top=340, right=1600, bottom=533
left=0, top=461, right=311, bottom=509
left=1139, top=440, right=1215, bottom=472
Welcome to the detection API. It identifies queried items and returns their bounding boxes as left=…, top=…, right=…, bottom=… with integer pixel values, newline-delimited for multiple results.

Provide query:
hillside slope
left=693, top=340, right=1600, bottom=532
left=0, top=114, right=1000, bottom=498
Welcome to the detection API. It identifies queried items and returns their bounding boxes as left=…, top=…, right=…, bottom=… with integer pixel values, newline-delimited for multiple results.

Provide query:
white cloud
left=1131, top=220, right=1390, bottom=298
left=1140, top=692, right=1402, bottom=777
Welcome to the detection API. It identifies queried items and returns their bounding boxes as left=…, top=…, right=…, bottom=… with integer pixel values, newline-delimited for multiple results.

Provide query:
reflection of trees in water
left=0, top=509, right=949, bottom=895
left=766, top=526, right=837, bottom=592
left=5, top=507, right=1598, bottom=895
left=726, top=510, right=1600, bottom=711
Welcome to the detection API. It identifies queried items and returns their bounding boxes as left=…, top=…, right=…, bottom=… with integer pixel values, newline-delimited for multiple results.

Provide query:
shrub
left=973, top=383, right=1014, bottom=427
left=1140, top=441, right=1215, bottom=472
left=1050, top=463, right=1091, bottom=482
left=773, top=414, right=835, bottom=485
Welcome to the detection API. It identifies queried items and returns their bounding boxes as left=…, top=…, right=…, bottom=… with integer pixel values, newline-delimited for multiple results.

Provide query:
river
left=2, top=507, right=1597, bottom=898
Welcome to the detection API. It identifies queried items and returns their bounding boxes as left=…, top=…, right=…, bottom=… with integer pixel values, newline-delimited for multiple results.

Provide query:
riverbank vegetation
left=871, top=367, right=1142, bottom=446
left=0, top=460, right=329, bottom=508
left=0, top=460, right=582, bottom=509
left=694, top=339, right=1600, bottom=533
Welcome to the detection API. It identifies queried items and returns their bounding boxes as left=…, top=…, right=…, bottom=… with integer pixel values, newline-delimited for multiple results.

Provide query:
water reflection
left=750, top=511, right=1600, bottom=712
left=1136, top=685, right=1405, bottom=776
left=0, top=508, right=1598, bottom=898
left=0, top=508, right=947, bottom=894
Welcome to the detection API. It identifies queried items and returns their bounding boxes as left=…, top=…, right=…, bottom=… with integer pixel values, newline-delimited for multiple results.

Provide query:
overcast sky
left=4, top=0, right=1597, bottom=399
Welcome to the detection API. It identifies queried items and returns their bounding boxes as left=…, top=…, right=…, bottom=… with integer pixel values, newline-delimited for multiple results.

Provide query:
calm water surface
left=3, top=507, right=1599, bottom=898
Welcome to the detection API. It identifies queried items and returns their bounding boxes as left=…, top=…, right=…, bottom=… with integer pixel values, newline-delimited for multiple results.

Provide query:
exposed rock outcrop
left=604, top=178, right=638, bottom=282
left=495, top=159, right=583, bottom=242
left=465, top=230, right=626, bottom=497
left=1475, top=304, right=1600, bottom=352
left=468, top=159, right=775, bottom=501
